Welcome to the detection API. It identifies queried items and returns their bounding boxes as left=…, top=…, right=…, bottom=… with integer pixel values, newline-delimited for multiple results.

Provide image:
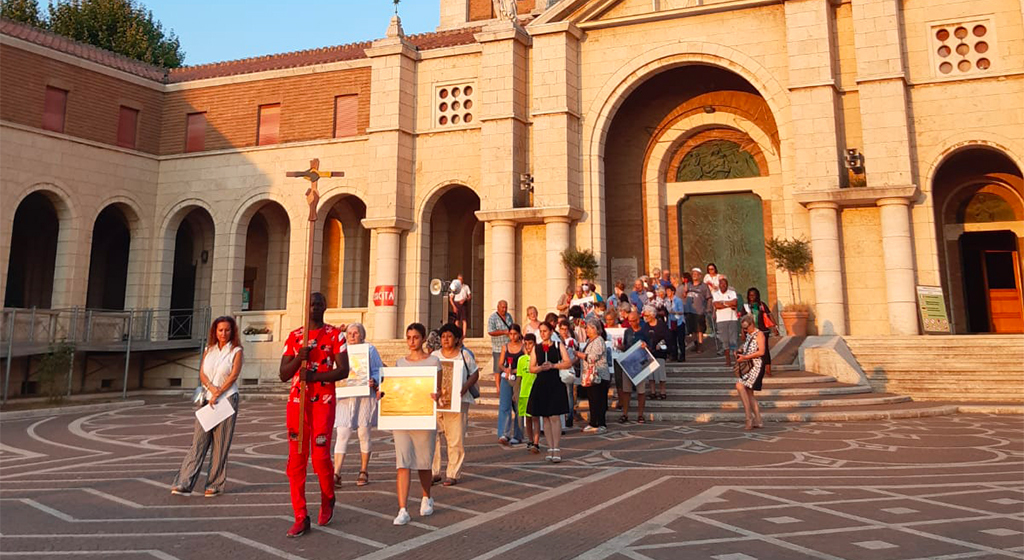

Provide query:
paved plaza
left=0, top=400, right=1022, bottom=560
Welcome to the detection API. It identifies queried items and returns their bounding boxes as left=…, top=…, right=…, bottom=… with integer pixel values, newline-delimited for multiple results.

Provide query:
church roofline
left=1, top=17, right=482, bottom=84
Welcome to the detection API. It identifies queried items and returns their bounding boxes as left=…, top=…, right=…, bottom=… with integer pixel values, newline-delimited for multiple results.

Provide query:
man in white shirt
left=712, top=276, right=739, bottom=366
left=449, top=273, right=472, bottom=336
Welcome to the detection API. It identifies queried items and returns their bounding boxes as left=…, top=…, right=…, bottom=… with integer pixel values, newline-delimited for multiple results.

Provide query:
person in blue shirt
left=628, top=278, right=647, bottom=310
left=666, top=284, right=687, bottom=362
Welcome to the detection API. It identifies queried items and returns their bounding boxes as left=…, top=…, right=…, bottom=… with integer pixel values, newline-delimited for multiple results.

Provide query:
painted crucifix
left=284, top=158, right=344, bottom=455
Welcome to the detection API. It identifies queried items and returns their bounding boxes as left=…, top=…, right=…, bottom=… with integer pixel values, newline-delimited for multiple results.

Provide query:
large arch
left=580, top=44, right=792, bottom=280
left=2, top=183, right=77, bottom=309
left=595, top=62, right=782, bottom=293
left=319, top=194, right=370, bottom=309
left=238, top=201, right=290, bottom=311
left=932, top=145, right=1024, bottom=333
left=4, top=192, right=61, bottom=308
left=418, top=183, right=484, bottom=336
left=85, top=204, right=134, bottom=310
left=163, top=205, right=216, bottom=339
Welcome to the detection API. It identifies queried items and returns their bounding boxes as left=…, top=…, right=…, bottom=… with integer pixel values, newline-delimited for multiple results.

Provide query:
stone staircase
left=844, top=335, right=1024, bottom=404
left=470, top=347, right=955, bottom=423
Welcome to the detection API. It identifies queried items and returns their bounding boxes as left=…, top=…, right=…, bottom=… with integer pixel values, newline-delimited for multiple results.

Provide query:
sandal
left=637, top=416, right=646, bottom=424
left=551, top=448, right=561, bottom=463
left=618, top=415, right=628, bottom=424
left=660, top=393, right=668, bottom=400
left=333, top=474, right=342, bottom=487
left=356, top=471, right=369, bottom=486
left=529, top=443, right=540, bottom=454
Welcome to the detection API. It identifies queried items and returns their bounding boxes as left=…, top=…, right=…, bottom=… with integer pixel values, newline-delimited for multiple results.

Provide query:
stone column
left=878, top=197, right=919, bottom=335
left=807, top=201, right=846, bottom=335
left=545, top=217, right=571, bottom=315
left=371, top=227, right=402, bottom=340
left=488, top=220, right=517, bottom=318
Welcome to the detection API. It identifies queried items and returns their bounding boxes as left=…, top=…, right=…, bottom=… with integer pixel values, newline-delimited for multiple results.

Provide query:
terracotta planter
left=781, top=311, right=809, bottom=337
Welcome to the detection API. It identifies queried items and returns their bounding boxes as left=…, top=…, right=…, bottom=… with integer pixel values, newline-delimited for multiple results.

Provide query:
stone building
left=1, top=0, right=1022, bottom=392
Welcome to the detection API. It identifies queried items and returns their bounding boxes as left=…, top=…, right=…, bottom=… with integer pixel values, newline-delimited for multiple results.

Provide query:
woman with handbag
left=430, top=323, right=479, bottom=486
left=739, top=287, right=778, bottom=377
left=576, top=317, right=610, bottom=434
left=734, top=314, right=766, bottom=430
left=171, top=316, right=243, bottom=497
left=527, top=321, right=573, bottom=462
left=557, top=318, right=581, bottom=428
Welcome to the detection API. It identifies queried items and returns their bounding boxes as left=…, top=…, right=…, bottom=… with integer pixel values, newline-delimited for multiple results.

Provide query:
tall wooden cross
left=286, top=158, right=343, bottom=453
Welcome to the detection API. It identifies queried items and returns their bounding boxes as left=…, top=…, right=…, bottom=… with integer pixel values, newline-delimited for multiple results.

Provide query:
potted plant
left=560, top=247, right=598, bottom=286
left=765, top=237, right=813, bottom=336
left=243, top=326, right=273, bottom=343
left=37, top=342, right=74, bottom=403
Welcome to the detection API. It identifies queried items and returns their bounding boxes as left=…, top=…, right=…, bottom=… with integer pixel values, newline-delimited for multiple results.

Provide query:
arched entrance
left=933, top=147, right=1024, bottom=333
left=86, top=205, right=132, bottom=310
left=320, top=196, right=369, bottom=309
left=603, top=64, right=778, bottom=295
left=4, top=192, right=60, bottom=308
left=169, top=207, right=215, bottom=338
left=426, top=186, right=483, bottom=336
left=241, top=202, right=290, bottom=311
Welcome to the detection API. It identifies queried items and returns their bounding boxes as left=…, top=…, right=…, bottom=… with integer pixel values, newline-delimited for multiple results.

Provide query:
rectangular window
left=257, top=103, right=280, bottom=146
left=333, top=95, right=358, bottom=138
left=116, top=106, right=139, bottom=148
left=42, top=86, right=68, bottom=133
left=185, top=112, right=206, bottom=152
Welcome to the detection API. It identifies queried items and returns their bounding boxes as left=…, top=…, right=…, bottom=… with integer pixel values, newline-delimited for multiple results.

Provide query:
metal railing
left=1, top=307, right=210, bottom=403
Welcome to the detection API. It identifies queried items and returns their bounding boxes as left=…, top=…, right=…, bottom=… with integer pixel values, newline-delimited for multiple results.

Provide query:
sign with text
left=373, top=285, right=396, bottom=307
left=916, top=285, right=951, bottom=334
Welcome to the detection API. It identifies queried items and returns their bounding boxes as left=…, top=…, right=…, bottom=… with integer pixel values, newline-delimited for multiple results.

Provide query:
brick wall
left=469, top=0, right=535, bottom=21
left=0, top=45, right=164, bottom=154
left=160, top=67, right=371, bottom=155
left=0, top=44, right=372, bottom=156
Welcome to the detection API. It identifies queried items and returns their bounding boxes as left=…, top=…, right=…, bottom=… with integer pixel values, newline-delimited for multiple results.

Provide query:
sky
left=142, top=1, right=442, bottom=66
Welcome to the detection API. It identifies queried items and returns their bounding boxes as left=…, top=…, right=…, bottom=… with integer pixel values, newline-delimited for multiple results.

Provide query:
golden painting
left=436, top=359, right=463, bottom=413
left=377, top=366, right=437, bottom=430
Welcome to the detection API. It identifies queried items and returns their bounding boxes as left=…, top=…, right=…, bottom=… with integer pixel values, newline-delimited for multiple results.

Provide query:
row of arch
left=4, top=182, right=487, bottom=334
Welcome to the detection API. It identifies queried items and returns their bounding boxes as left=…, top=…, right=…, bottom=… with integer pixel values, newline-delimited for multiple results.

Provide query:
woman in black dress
left=527, top=321, right=572, bottom=463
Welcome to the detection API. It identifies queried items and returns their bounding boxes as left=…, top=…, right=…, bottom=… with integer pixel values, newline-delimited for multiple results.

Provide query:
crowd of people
left=169, top=263, right=778, bottom=537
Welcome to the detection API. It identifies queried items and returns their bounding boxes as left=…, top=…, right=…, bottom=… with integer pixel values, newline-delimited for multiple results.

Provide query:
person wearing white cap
left=686, top=268, right=711, bottom=352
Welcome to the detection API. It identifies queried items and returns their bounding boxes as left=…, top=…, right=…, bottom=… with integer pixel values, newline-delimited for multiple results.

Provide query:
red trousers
left=286, top=391, right=336, bottom=520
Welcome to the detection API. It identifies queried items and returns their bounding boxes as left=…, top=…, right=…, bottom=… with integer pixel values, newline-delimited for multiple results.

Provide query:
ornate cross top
left=285, top=158, right=344, bottom=221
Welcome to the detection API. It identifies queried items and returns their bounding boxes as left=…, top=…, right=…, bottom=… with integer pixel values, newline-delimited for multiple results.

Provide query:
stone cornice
left=475, top=205, right=584, bottom=224
left=795, top=185, right=919, bottom=207
left=526, top=21, right=584, bottom=40
left=474, top=21, right=532, bottom=46
left=361, top=217, right=415, bottom=231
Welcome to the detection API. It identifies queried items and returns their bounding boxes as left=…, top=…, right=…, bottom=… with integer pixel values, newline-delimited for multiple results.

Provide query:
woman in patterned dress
left=734, top=314, right=766, bottom=430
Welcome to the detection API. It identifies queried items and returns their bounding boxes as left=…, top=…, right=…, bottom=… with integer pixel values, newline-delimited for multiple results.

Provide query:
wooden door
left=983, top=250, right=1024, bottom=333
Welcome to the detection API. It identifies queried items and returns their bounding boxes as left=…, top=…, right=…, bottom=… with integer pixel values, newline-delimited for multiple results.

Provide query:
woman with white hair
left=333, top=322, right=383, bottom=487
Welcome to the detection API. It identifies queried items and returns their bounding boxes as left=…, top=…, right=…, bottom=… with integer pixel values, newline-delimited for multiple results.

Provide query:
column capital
left=805, top=200, right=840, bottom=211
left=474, top=205, right=583, bottom=224
left=360, top=217, right=414, bottom=232
left=543, top=215, right=573, bottom=225
left=876, top=196, right=912, bottom=208
left=486, top=219, right=518, bottom=228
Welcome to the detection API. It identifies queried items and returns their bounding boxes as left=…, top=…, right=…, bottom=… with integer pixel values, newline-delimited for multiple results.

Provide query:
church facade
left=2, top=0, right=1023, bottom=386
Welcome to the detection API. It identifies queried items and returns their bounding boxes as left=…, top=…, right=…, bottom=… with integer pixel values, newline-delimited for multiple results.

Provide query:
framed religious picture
left=335, top=343, right=372, bottom=398
left=571, top=295, right=596, bottom=313
left=605, top=327, right=626, bottom=355
left=614, top=341, right=660, bottom=387
left=436, top=359, right=464, bottom=413
left=377, top=367, right=437, bottom=430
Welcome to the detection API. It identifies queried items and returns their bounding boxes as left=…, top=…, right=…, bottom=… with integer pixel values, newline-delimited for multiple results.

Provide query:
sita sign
left=373, top=285, right=396, bottom=307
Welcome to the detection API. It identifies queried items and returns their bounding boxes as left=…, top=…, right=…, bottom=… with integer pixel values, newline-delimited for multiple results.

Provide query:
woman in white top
left=333, top=322, right=383, bottom=488
left=703, top=262, right=722, bottom=294
left=171, top=316, right=243, bottom=497
left=524, top=306, right=542, bottom=338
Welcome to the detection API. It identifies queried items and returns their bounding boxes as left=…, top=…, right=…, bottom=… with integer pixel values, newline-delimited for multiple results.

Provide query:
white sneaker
left=596, top=426, right=608, bottom=434
left=420, top=497, right=434, bottom=517
left=393, top=508, right=411, bottom=525
left=582, top=425, right=597, bottom=433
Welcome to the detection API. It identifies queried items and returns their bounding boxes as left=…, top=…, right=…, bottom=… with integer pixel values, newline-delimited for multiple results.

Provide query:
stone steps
left=844, top=335, right=1024, bottom=404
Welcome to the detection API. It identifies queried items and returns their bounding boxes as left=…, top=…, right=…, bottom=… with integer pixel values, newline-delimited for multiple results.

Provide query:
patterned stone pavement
left=0, top=399, right=1022, bottom=560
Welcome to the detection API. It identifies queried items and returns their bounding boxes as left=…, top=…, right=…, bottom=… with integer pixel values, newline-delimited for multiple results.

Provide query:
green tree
left=47, top=0, right=184, bottom=67
left=1, top=0, right=45, bottom=27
